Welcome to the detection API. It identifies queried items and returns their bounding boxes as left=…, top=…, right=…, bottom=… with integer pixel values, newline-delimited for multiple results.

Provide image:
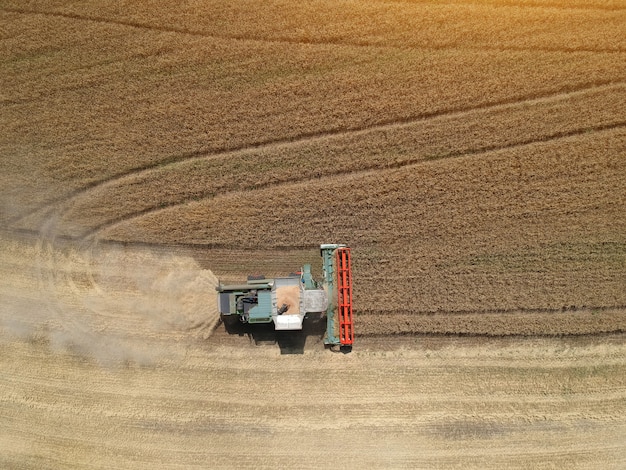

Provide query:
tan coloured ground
left=2, top=333, right=625, bottom=470
left=1, top=1, right=626, bottom=468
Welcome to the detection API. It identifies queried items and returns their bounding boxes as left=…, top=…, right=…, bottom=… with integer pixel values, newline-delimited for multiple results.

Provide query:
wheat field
left=1, top=1, right=625, bottom=468
left=3, top=0, right=625, bottom=334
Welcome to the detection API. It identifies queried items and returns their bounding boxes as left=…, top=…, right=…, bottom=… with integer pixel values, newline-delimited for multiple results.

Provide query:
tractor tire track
left=8, top=80, right=625, bottom=230
left=80, top=120, right=626, bottom=241
left=357, top=305, right=626, bottom=316
left=2, top=7, right=624, bottom=53
left=383, top=0, right=626, bottom=11
left=353, top=307, right=626, bottom=337
left=355, top=310, right=626, bottom=337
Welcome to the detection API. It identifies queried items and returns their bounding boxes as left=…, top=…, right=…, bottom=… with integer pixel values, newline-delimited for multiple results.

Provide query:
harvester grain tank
left=216, top=244, right=354, bottom=350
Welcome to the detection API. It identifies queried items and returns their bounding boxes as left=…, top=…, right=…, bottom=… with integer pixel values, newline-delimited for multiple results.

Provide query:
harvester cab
left=216, top=244, right=354, bottom=351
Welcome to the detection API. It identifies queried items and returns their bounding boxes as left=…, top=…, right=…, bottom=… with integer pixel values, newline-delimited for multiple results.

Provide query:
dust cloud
left=0, top=227, right=219, bottom=366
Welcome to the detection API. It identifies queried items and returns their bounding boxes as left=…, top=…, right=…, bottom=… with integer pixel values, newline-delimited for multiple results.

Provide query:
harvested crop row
left=2, top=334, right=625, bottom=469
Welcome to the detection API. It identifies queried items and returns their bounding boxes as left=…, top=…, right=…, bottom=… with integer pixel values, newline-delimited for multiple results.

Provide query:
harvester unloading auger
left=216, top=244, right=354, bottom=351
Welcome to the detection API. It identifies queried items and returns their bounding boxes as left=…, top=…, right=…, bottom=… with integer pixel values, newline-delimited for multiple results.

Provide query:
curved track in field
left=81, top=120, right=625, bottom=241
left=9, top=81, right=626, bottom=234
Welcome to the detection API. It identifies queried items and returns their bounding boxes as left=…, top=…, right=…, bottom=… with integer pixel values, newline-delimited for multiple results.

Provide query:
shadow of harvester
left=221, top=312, right=327, bottom=354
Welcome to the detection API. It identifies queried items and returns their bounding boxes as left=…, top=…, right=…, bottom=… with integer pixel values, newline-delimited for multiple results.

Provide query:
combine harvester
left=216, top=244, right=354, bottom=351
